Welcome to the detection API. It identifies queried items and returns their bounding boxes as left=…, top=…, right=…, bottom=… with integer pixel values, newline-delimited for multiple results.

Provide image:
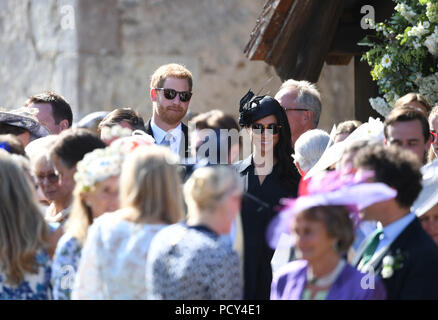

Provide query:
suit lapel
left=144, top=119, right=154, bottom=138
left=368, top=219, right=418, bottom=271
left=146, top=119, right=189, bottom=159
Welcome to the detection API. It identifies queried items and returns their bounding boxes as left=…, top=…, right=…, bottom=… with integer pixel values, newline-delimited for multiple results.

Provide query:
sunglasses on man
left=251, top=123, right=282, bottom=135
left=155, top=88, right=192, bottom=102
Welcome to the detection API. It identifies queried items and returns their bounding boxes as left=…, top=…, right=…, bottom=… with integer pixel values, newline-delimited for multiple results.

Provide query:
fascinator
left=266, top=169, right=397, bottom=249
left=238, top=90, right=284, bottom=127
left=110, top=132, right=155, bottom=154
left=304, top=117, right=384, bottom=180
left=412, top=158, right=438, bottom=217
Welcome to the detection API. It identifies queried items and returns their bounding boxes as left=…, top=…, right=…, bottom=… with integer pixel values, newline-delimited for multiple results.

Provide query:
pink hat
left=266, top=169, right=397, bottom=249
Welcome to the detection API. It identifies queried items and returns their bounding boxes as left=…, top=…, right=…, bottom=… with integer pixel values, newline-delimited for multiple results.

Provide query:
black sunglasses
left=251, top=123, right=282, bottom=134
left=155, top=88, right=192, bottom=102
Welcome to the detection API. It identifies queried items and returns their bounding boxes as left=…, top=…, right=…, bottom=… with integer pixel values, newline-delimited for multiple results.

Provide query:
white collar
left=150, top=119, right=182, bottom=144
left=377, top=212, right=416, bottom=243
left=307, top=259, right=346, bottom=287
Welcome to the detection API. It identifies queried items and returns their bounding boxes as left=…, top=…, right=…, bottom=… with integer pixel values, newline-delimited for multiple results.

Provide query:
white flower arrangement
left=381, top=54, right=392, bottom=68
left=381, top=250, right=405, bottom=279
left=395, top=3, right=417, bottom=24
left=369, top=97, right=393, bottom=117
left=101, top=124, right=133, bottom=142
left=74, top=146, right=124, bottom=192
left=424, top=26, right=438, bottom=55
left=360, top=0, right=438, bottom=116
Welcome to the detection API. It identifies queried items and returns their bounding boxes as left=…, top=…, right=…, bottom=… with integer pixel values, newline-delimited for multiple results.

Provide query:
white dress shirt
left=373, top=212, right=416, bottom=258
left=150, top=119, right=182, bottom=156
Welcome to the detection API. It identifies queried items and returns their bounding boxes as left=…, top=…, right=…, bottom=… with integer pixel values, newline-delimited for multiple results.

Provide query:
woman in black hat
left=234, top=91, right=300, bottom=300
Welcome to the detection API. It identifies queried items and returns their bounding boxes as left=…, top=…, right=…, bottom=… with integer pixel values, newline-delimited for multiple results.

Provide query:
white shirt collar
left=150, top=119, right=182, bottom=154
left=375, top=212, right=416, bottom=252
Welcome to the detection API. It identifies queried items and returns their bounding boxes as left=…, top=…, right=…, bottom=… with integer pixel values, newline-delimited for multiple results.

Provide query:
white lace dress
left=71, top=212, right=167, bottom=299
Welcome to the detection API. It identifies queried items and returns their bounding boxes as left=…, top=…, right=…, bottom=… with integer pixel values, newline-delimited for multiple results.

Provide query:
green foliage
left=360, top=0, right=438, bottom=114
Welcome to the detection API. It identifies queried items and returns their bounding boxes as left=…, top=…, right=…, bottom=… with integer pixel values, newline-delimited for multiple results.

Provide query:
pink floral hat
left=266, top=169, right=397, bottom=249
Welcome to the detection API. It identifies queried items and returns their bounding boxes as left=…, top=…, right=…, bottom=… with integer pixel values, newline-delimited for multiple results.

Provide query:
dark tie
left=358, top=228, right=383, bottom=269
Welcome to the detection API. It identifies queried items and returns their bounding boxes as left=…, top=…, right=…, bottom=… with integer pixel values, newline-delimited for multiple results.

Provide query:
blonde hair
left=64, top=183, right=94, bottom=246
left=150, top=63, right=193, bottom=91
left=395, top=93, right=432, bottom=114
left=184, top=166, right=243, bottom=218
left=120, top=145, right=184, bottom=224
left=0, top=150, right=49, bottom=285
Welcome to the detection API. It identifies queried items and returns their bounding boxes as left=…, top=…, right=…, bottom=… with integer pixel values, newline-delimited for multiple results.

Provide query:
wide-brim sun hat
left=411, top=158, right=438, bottom=217
left=266, top=169, right=397, bottom=250
left=304, top=117, right=384, bottom=180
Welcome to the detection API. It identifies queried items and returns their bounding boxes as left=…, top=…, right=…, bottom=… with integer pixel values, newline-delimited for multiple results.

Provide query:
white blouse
left=71, top=212, right=167, bottom=299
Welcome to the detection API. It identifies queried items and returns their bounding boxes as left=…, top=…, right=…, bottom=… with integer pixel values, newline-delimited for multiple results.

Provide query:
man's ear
left=426, top=133, right=433, bottom=149
left=150, top=88, right=157, bottom=102
left=59, top=119, right=70, bottom=131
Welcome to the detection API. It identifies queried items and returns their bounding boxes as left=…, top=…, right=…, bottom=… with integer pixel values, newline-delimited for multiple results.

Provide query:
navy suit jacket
left=355, top=217, right=438, bottom=300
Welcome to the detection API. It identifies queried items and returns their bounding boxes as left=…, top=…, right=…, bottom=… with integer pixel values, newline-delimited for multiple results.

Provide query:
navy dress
left=234, top=156, right=299, bottom=299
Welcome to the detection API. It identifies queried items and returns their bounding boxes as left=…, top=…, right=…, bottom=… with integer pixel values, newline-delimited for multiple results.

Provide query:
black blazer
left=233, top=156, right=298, bottom=300
left=355, top=217, right=438, bottom=300
left=145, top=119, right=190, bottom=159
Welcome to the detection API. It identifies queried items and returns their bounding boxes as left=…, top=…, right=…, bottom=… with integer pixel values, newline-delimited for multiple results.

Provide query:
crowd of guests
left=1, top=62, right=438, bottom=300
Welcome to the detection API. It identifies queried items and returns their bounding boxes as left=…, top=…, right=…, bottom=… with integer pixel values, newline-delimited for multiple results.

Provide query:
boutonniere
left=381, top=250, right=405, bottom=279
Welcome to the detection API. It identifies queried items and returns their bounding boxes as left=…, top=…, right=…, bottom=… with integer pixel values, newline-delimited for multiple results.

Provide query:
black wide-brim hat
left=238, top=90, right=284, bottom=127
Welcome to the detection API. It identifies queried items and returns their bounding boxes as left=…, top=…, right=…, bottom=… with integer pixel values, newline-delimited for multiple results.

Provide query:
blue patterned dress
left=146, top=223, right=242, bottom=300
left=0, top=250, right=52, bottom=300
left=51, top=234, right=82, bottom=300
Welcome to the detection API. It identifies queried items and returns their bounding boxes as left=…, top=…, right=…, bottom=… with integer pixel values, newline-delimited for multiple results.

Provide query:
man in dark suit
left=353, top=143, right=438, bottom=299
left=144, top=63, right=192, bottom=160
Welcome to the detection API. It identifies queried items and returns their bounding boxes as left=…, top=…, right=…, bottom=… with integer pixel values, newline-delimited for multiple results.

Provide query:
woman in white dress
left=72, top=145, right=184, bottom=299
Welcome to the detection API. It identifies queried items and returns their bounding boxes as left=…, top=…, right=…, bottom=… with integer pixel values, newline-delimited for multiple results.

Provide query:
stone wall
left=0, top=0, right=354, bottom=133
left=0, top=0, right=78, bottom=111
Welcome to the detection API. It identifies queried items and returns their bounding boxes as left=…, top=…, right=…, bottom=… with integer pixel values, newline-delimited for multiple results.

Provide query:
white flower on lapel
left=381, top=265, right=394, bottom=279
left=381, top=255, right=395, bottom=279
left=381, top=251, right=404, bottom=279
left=382, top=255, right=394, bottom=266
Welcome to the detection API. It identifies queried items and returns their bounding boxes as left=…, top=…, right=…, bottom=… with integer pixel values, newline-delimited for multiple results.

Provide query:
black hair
left=26, top=91, right=73, bottom=127
left=51, top=128, right=106, bottom=168
left=239, top=92, right=299, bottom=193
